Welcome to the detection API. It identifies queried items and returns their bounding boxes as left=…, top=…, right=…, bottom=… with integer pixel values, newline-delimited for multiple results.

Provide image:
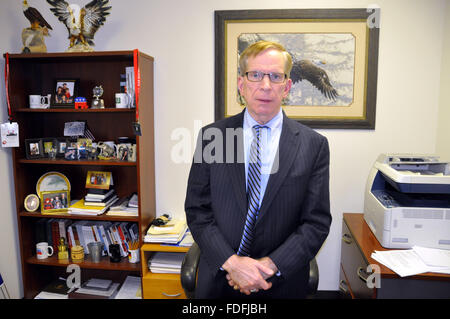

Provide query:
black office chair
left=180, top=242, right=319, bottom=299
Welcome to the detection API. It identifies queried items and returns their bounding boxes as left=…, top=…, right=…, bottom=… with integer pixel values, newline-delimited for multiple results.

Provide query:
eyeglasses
left=245, top=71, right=287, bottom=83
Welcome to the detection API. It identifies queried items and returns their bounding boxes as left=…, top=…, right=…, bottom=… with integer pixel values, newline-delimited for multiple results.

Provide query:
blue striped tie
left=237, top=125, right=266, bottom=257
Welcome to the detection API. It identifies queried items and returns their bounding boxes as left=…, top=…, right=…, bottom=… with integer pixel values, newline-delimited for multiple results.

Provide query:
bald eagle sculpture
left=46, top=0, right=111, bottom=51
left=23, top=0, right=52, bottom=30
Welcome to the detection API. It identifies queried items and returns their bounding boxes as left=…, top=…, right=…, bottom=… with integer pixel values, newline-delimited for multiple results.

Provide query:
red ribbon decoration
left=4, top=52, right=12, bottom=122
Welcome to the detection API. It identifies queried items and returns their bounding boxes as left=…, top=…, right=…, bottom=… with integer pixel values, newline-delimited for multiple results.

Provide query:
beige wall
left=437, top=1, right=450, bottom=160
left=0, top=0, right=448, bottom=298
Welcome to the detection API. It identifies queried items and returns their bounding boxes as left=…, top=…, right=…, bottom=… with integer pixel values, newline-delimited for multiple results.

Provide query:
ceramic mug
left=115, top=93, right=130, bottom=108
left=128, top=248, right=140, bottom=263
left=29, top=94, right=51, bottom=109
left=36, top=242, right=54, bottom=259
left=116, top=143, right=130, bottom=160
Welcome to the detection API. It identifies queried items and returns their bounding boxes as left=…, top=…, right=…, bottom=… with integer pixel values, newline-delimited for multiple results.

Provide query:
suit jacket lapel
left=256, top=113, right=301, bottom=224
left=225, top=110, right=247, bottom=216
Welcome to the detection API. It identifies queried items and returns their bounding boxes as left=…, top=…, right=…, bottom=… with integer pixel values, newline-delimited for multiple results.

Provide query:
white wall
left=0, top=0, right=448, bottom=298
left=437, top=1, right=450, bottom=160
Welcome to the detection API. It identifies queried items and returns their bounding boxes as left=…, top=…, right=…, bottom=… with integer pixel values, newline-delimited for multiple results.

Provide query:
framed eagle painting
left=215, top=8, right=380, bottom=129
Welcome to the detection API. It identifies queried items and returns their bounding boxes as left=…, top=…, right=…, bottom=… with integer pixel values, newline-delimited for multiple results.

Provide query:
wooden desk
left=140, top=244, right=189, bottom=299
left=340, top=213, right=450, bottom=299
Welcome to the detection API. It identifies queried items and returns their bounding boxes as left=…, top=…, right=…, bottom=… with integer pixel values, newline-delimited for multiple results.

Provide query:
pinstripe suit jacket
left=185, top=109, right=331, bottom=298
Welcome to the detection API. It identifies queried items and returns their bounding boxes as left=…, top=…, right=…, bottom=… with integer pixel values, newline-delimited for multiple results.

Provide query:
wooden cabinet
left=340, top=213, right=450, bottom=299
left=141, top=244, right=188, bottom=299
left=4, top=50, right=155, bottom=299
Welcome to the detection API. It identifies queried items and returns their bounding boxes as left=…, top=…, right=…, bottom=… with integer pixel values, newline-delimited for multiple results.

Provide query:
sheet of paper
left=372, top=250, right=431, bottom=277
left=412, top=246, right=450, bottom=268
left=114, top=276, right=141, bottom=299
left=1, top=122, right=19, bottom=147
left=372, top=249, right=450, bottom=277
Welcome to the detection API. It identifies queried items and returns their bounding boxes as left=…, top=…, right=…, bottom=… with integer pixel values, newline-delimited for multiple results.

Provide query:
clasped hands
left=222, top=254, right=278, bottom=295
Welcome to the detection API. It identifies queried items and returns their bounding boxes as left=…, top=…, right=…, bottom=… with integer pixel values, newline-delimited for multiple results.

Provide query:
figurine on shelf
left=46, top=0, right=111, bottom=52
left=91, top=85, right=105, bottom=109
left=57, top=238, right=69, bottom=260
left=74, top=97, right=88, bottom=109
left=21, top=0, right=52, bottom=53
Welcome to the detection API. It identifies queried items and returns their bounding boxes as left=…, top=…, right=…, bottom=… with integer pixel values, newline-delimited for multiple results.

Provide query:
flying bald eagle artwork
left=46, top=0, right=111, bottom=52
left=238, top=34, right=355, bottom=106
left=21, top=0, right=52, bottom=53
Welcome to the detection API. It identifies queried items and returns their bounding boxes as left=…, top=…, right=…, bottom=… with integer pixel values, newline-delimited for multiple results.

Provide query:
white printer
left=364, top=154, right=450, bottom=250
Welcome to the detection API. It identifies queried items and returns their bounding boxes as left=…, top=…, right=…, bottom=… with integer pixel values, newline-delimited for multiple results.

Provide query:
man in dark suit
left=185, top=41, right=331, bottom=298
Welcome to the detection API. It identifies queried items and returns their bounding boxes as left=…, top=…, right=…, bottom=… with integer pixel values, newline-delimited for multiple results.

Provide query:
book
left=85, top=188, right=115, bottom=200
left=148, top=252, right=186, bottom=274
left=34, top=279, right=70, bottom=299
left=128, top=193, right=138, bottom=208
left=144, top=220, right=188, bottom=244
left=68, top=199, right=118, bottom=216
left=84, top=195, right=119, bottom=207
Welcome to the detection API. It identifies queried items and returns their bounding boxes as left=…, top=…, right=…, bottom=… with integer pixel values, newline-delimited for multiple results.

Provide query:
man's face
left=238, top=49, right=292, bottom=124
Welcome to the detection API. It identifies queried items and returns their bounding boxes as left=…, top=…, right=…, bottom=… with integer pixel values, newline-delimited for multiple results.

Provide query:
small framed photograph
left=56, top=138, right=68, bottom=158
left=40, top=190, right=70, bottom=214
left=86, top=171, right=112, bottom=190
left=52, top=79, right=79, bottom=108
left=42, top=138, right=58, bottom=158
left=24, top=194, right=40, bottom=212
left=25, top=138, right=44, bottom=159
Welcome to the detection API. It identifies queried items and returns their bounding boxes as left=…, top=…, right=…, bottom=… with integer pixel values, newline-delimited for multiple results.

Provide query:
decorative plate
left=24, top=194, right=40, bottom=212
left=36, top=171, right=71, bottom=195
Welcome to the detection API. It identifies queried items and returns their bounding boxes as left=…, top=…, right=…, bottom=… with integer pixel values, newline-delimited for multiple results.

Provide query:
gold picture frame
left=86, top=171, right=112, bottom=190
left=40, top=190, right=70, bottom=214
left=215, top=9, right=380, bottom=129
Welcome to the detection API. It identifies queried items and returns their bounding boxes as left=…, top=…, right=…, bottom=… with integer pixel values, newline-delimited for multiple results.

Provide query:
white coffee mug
left=115, top=93, right=130, bottom=108
left=29, top=94, right=51, bottom=109
left=36, top=242, right=54, bottom=259
left=128, top=249, right=140, bottom=263
left=29, top=95, right=41, bottom=108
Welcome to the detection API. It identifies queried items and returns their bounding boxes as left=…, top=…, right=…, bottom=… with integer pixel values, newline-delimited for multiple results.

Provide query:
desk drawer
left=339, top=264, right=353, bottom=299
left=341, top=221, right=376, bottom=299
left=142, top=274, right=186, bottom=299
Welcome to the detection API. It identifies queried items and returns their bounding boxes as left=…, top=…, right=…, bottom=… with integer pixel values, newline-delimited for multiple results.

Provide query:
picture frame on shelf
left=52, top=79, right=79, bottom=108
left=40, top=190, right=70, bottom=214
left=56, top=138, right=68, bottom=158
left=86, top=171, right=112, bottom=190
left=42, top=138, right=58, bottom=158
left=24, top=194, right=40, bottom=212
left=25, top=138, right=44, bottom=159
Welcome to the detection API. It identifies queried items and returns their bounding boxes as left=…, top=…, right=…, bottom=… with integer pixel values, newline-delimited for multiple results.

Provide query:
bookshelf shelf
left=18, top=158, right=137, bottom=166
left=26, top=255, right=140, bottom=271
left=6, top=50, right=155, bottom=299
left=16, top=108, right=134, bottom=113
left=19, top=211, right=140, bottom=222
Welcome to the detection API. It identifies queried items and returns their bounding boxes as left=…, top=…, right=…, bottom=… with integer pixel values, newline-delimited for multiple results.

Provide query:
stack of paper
left=144, top=219, right=188, bottom=244
left=148, top=252, right=186, bottom=274
left=68, top=198, right=119, bottom=216
left=71, top=278, right=120, bottom=298
left=114, top=276, right=141, bottom=299
left=106, top=195, right=139, bottom=217
left=371, top=246, right=450, bottom=277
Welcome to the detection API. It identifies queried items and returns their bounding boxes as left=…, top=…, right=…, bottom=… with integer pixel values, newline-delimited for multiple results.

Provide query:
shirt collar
left=243, top=108, right=283, bottom=132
